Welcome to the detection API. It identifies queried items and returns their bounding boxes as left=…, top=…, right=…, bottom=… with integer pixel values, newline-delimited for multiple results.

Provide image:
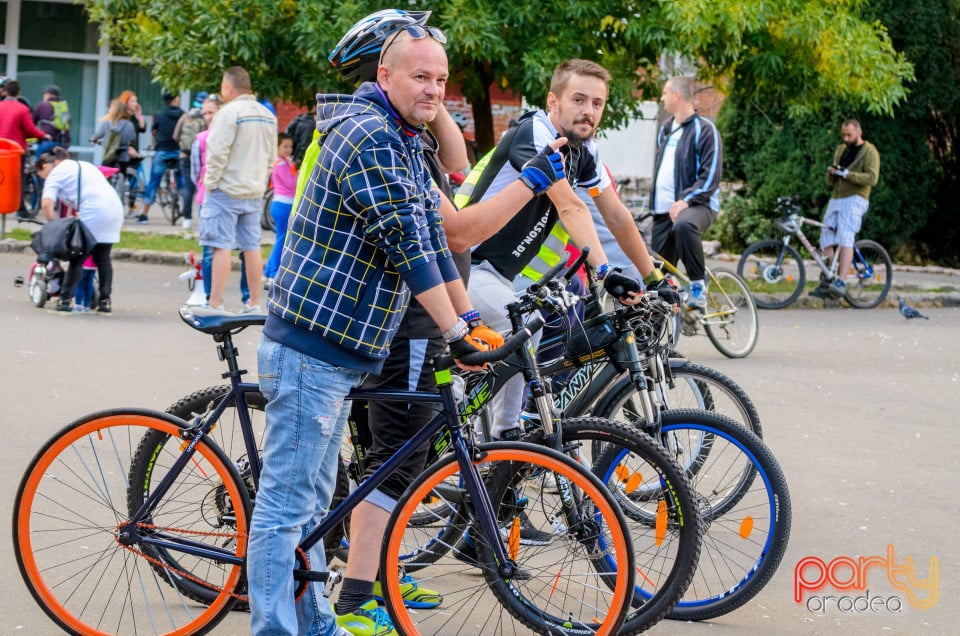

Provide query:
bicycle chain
left=114, top=522, right=250, bottom=602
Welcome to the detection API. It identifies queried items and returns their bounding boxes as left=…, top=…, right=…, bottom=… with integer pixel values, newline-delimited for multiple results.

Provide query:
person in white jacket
left=202, top=66, right=277, bottom=311
left=36, top=146, right=123, bottom=313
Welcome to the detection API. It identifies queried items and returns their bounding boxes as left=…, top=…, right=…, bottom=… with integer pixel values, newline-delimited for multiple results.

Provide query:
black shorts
left=350, top=331, right=447, bottom=502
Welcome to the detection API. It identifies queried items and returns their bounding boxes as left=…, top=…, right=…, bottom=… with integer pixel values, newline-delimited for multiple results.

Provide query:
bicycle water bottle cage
left=774, top=216, right=800, bottom=233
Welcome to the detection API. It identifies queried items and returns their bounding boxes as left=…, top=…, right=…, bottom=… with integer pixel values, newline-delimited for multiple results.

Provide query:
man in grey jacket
left=202, top=66, right=277, bottom=311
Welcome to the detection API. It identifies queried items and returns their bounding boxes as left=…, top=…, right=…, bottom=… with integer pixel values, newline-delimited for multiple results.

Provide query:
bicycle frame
left=124, top=316, right=553, bottom=580
left=781, top=215, right=876, bottom=283
left=656, top=255, right=741, bottom=326
left=779, top=216, right=840, bottom=278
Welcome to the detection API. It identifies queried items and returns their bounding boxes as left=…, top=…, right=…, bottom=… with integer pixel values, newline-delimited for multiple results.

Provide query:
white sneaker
left=241, top=303, right=263, bottom=314
left=181, top=218, right=192, bottom=230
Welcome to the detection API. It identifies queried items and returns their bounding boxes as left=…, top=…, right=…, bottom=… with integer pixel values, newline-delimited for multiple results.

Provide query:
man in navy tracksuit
left=650, top=76, right=723, bottom=309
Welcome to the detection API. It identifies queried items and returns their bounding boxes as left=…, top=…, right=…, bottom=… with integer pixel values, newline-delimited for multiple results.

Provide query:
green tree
left=718, top=0, right=959, bottom=266
left=86, top=0, right=912, bottom=153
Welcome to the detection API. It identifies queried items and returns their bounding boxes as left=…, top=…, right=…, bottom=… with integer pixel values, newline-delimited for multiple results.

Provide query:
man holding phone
left=814, top=119, right=880, bottom=298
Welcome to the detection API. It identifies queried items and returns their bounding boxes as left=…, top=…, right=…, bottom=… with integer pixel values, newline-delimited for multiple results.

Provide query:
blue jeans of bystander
left=143, top=150, right=183, bottom=204
left=201, top=245, right=249, bottom=304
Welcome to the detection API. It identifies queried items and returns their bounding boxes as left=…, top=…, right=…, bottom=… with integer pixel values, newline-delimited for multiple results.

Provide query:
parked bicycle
left=21, top=142, right=42, bottom=218
left=633, top=212, right=759, bottom=358
left=155, top=156, right=182, bottom=225
left=737, top=195, right=893, bottom=309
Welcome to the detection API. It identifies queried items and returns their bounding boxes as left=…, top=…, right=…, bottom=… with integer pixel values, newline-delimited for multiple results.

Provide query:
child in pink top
left=263, top=133, right=297, bottom=283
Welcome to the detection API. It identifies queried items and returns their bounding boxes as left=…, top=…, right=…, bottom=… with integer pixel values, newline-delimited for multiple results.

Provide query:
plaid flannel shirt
left=264, top=83, right=460, bottom=374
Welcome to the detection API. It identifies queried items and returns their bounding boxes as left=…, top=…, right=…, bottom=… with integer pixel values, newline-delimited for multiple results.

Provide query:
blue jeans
left=263, top=199, right=292, bottom=279
left=73, top=269, right=96, bottom=307
left=179, top=155, right=196, bottom=219
left=202, top=245, right=249, bottom=303
left=143, top=149, right=183, bottom=205
left=249, top=336, right=364, bottom=635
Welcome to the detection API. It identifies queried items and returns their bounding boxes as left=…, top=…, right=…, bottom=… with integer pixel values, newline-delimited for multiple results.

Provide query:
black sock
left=335, top=577, right=375, bottom=615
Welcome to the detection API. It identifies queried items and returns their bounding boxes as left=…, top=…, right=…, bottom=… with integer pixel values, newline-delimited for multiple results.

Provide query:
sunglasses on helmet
left=379, top=24, right=447, bottom=64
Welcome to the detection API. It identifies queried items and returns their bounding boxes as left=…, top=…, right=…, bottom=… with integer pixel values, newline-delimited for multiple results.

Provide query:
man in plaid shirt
left=248, top=27, right=506, bottom=635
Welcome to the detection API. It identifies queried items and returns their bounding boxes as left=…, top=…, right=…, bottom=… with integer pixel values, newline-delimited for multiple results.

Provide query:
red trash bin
left=0, top=138, right=25, bottom=214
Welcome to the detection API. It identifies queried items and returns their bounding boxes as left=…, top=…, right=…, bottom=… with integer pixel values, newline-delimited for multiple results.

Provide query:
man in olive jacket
left=819, top=118, right=880, bottom=298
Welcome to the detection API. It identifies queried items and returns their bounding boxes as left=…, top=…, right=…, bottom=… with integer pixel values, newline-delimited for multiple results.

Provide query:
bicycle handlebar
left=436, top=315, right=545, bottom=371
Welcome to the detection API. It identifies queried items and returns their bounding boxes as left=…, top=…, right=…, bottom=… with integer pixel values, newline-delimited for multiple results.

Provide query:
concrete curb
left=1, top=238, right=247, bottom=270
left=4, top=238, right=958, bottom=307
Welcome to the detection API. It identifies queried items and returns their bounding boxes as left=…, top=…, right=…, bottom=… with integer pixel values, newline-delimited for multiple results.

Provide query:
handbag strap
left=75, top=161, right=82, bottom=214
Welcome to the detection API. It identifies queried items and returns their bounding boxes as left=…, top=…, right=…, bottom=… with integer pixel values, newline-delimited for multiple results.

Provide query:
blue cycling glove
left=519, top=145, right=565, bottom=195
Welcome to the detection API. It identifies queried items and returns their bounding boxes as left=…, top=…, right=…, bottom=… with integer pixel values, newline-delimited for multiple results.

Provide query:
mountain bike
left=539, top=270, right=789, bottom=620
left=632, top=212, right=758, bottom=358
left=737, top=195, right=893, bottom=309
left=156, top=156, right=183, bottom=225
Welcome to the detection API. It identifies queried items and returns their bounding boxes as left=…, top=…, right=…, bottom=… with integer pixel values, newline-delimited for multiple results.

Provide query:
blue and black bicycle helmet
left=328, top=9, right=431, bottom=83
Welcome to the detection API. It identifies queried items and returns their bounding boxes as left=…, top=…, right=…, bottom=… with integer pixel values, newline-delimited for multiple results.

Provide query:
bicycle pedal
left=324, top=565, right=342, bottom=598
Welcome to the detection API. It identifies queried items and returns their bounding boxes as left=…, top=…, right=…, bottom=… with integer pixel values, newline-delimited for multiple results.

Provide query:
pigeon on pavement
left=898, top=297, right=929, bottom=320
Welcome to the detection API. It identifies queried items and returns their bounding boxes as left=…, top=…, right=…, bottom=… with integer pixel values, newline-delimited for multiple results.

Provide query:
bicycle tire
left=261, top=188, right=275, bottom=231
left=24, top=172, right=41, bottom=215
left=703, top=267, right=759, bottom=358
left=14, top=409, right=249, bottom=635
left=594, top=409, right=791, bottom=621
left=163, top=385, right=349, bottom=565
left=380, top=442, right=636, bottom=636
left=521, top=417, right=701, bottom=635
left=844, top=239, right=893, bottom=309
left=737, top=239, right=806, bottom=309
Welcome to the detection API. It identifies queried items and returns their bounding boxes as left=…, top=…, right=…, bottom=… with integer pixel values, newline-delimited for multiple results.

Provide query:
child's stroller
left=23, top=258, right=66, bottom=308
left=12, top=216, right=67, bottom=308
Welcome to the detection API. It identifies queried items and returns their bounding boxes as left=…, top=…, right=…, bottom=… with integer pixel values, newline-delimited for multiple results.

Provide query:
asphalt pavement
left=1, top=251, right=957, bottom=635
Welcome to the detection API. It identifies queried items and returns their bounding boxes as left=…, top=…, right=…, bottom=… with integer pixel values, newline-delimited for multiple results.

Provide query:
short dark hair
left=843, top=118, right=862, bottom=131
left=223, top=66, right=251, bottom=93
left=4, top=79, right=20, bottom=97
left=35, top=146, right=69, bottom=171
left=278, top=132, right=292, bottom=144
left=549, top=60, right=611, bottom=98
